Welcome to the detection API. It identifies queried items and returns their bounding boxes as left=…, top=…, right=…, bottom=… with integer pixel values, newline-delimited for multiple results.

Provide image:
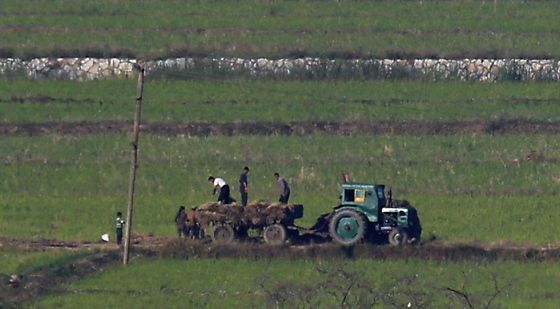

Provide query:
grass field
left=2, top=80, right=560, bottom=123
left=2, top=76, right=559, bottom=308
left=2, top=80, right=556, bottom=245
left=1, top=133, right=558, bottom=243
left=31, top=258, right=560, bottom=308
left=0, top=247, right=77, bottom=275
left=2, top=1, right=560, bottom=305
left=1, top=0, right=560, bottom=58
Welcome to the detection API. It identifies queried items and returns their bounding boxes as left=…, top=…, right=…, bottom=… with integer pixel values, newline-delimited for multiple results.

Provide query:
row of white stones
left=0, top=57, right=559, bottom=81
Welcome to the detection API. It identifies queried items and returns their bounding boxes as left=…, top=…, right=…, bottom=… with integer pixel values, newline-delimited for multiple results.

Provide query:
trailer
left=191, top=201, right=304, bottom=245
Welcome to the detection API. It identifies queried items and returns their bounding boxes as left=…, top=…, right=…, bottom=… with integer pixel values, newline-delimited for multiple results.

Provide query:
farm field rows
left=1, top=0, right=560, bottom=58
left=1, top=78, right=559, bottom=308
left=30, top=258, right=560, bottom=308
left=1, top=80, right=560, bottom=123
left=1, top=133, right=559, bottom=244
left=2, top=1, right=560, bottom=306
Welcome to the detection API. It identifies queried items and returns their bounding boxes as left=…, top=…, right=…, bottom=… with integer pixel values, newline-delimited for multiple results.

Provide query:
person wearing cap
left=238, top=166, right=250, bottom=206
left=208, top=176, right=233, bottom=204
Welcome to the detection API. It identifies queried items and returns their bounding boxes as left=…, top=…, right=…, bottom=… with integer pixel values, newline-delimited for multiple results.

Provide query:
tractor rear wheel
left=388, top=228, right=409, bottom=246
left=211, top=224, right=235, bottom=244
left=329, top=210, right=367, bottom=246
left=263, top=224, right=287, bottom=245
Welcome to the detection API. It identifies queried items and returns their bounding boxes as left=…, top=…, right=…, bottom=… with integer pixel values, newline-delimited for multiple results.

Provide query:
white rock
left=176, top=58, right=186, bottom=69
left=257, top=58, right=268, bottom=68
left=82, top=59, right=95, bottom=72
left=164, top=59, right=175, bottom=68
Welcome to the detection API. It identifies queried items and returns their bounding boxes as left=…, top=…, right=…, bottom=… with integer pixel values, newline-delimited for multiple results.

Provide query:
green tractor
left=326, top=182, right=421, bottom=246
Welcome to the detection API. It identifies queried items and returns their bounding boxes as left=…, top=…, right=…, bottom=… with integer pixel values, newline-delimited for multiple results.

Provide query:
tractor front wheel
left=263, top=224, right=287, bottom=245
left=388, top=228, right=409, bottom=246
left=211, top=224, right=235, bottom=244
left=329, top=210, right=367, bottom=246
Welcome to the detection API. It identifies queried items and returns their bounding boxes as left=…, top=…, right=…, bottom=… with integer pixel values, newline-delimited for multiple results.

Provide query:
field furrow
left=1, top=119, right=560, bottom=136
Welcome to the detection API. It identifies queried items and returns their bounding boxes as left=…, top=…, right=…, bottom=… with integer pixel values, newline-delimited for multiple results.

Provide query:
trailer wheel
left=329, top=210, right=366, bottom=246
left=263, top=224, right=287, bottom=245
left=388, top=228, right=409, bottom=246
left=211, top=224, right=235, bottom=244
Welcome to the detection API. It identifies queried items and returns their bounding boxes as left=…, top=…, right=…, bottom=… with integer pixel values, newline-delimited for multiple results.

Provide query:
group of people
left=114, top=167, right=294, bottom=243
left=171, top=168, right=291, bottom=238
left=208, top=166, right=291, bottom=206
left=174, top=205, right=204, bottom=239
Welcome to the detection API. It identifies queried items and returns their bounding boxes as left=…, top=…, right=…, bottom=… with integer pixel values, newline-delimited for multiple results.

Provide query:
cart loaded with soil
left=190, top=201, right=304, bottom=245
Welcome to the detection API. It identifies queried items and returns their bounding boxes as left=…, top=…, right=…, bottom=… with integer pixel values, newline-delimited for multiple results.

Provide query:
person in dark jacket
left=208, top=176, right=233, bottom=204
left=274, top=172, right=290, bottom=204
left=238, top=166, right=250, bottom=206
left=175, top=206, right=187, bottom=238
left=116, top=211, right=125, bottom=245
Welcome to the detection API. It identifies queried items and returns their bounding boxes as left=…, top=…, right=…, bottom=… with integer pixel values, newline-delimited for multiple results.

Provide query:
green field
left=1, top=80, right=560, bottom=123
left=30, top=258, right=560, bottom=308
left=2, top=1, right=560, bottom=307
left=2, top=77, right=559, bottom=309
left=0, top=247, right=77, bottom=275
left=1, top=133, right=559, bottom=244
left=1, top=0, right=559, bottom=58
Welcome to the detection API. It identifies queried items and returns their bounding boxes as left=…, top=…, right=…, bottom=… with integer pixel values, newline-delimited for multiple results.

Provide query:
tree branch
left=446, top=287, right=475, bottom=309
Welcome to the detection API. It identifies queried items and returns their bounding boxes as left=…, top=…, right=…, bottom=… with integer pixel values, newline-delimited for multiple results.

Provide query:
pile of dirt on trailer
left=194, top=201, right=301, bottom=227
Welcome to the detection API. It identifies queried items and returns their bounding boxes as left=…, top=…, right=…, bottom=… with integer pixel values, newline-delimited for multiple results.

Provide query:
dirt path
left=159, top=239, right=560, bottom=262
left=0, top=234, right=168, bottom=252
left=1, top=119, right=560, bottom=136
left=3, top=235, right=560, bottom=262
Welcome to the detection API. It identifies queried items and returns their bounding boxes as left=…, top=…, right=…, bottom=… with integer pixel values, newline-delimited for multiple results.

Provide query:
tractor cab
left=340, top=182, right=386, bottom=222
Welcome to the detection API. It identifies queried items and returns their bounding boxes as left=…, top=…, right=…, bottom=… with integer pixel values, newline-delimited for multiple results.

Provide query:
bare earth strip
left=3, top=25, right=560, bottom=37
left=2, top=236, right=560, bottom=262
left=1, top=120, right=559, bottom=136
left=3, top=96, right=560, bottom=106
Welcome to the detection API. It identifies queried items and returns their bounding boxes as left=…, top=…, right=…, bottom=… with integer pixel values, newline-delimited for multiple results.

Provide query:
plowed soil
left=1, top=119, right=559, bottom=136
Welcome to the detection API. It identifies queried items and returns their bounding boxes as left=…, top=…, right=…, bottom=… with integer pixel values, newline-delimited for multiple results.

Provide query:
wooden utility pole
left=123, top=65, right=144, bottom=265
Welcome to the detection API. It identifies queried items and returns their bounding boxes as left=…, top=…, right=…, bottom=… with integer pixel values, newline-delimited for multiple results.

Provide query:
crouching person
left=208, top=176, right=233, bottom=204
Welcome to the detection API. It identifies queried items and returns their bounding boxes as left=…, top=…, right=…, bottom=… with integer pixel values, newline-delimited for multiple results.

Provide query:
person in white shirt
left=208, top=176, right=233, bottom=204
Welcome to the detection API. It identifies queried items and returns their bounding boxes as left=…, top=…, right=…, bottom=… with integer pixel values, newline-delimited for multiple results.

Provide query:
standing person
left=175, top=206, right=187, bottom=238
left=274, top=172, right=290, bottom=204
left=115, top=211, right=125, bottom=245
left=238, top=166, right=250, bottom=206
left=208, top=176, right=233, bottom=204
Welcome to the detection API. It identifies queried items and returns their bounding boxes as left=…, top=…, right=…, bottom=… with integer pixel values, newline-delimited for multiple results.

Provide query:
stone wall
left=0, top=57, right=559, bottom=81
